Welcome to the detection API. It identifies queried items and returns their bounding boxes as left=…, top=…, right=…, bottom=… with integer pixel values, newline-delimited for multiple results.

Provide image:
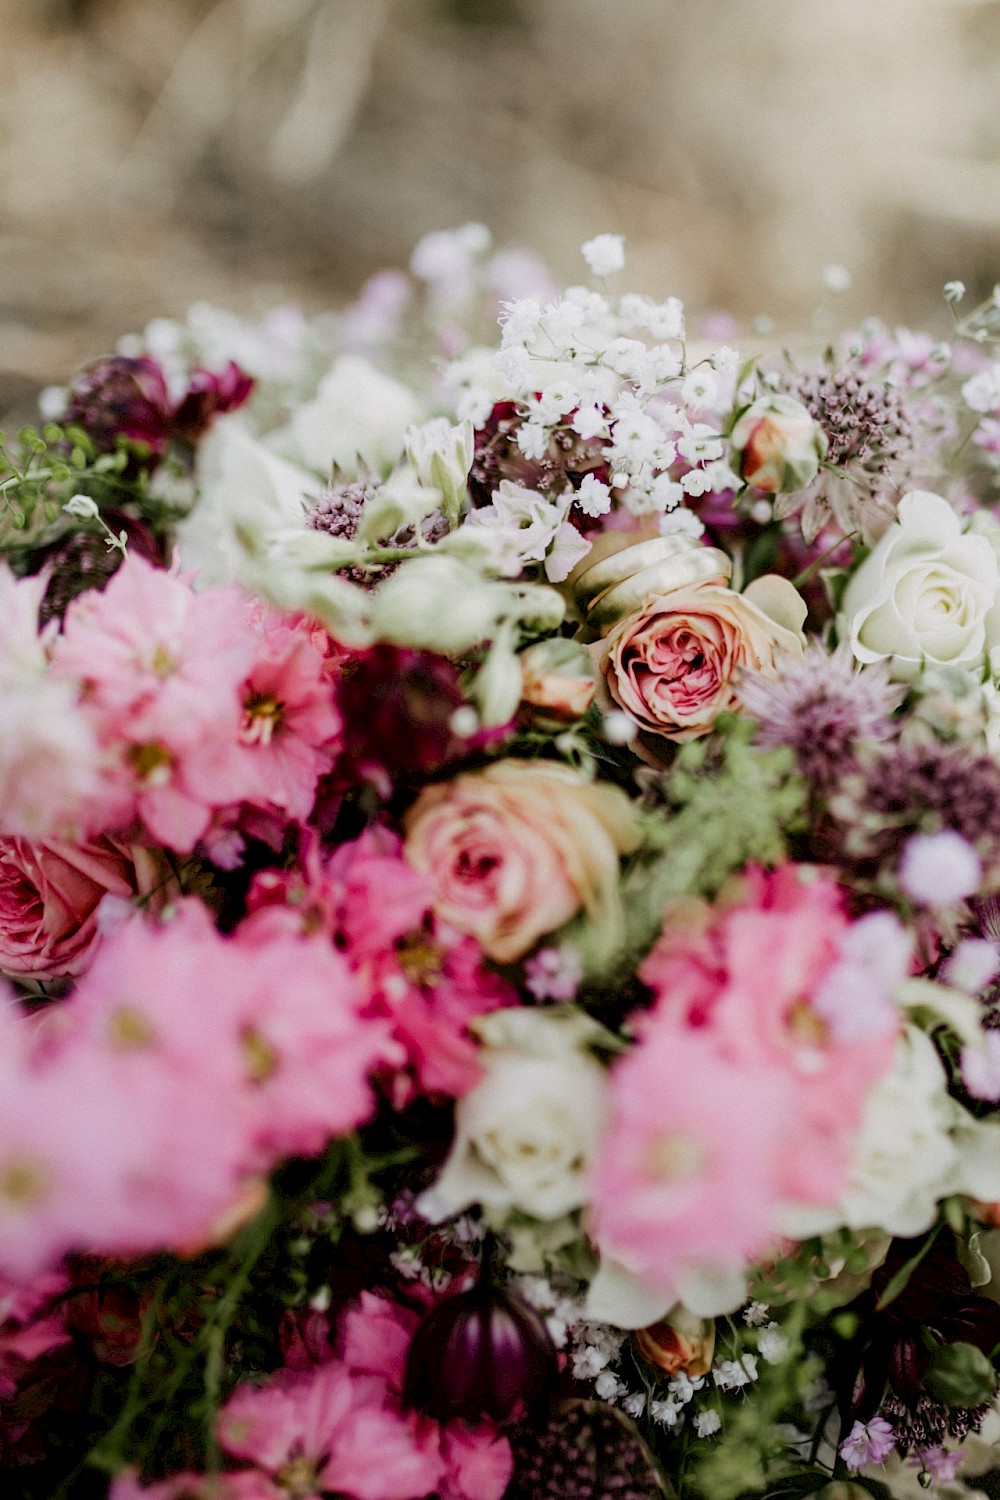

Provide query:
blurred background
left=4, top=0, right=1000, bottom=396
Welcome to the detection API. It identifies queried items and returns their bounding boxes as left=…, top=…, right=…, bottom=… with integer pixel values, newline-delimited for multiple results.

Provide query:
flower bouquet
left=6, top=226, right=1000, bottom=1500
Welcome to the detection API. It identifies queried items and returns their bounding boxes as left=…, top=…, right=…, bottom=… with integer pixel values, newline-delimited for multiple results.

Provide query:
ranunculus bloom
left=0, top=836, right=168, bottom=979
left=403, top=760, right=639, bottom=962
left=593, top=573, right=806, bottom=742
left=840, top=489, right=1000, bottom=683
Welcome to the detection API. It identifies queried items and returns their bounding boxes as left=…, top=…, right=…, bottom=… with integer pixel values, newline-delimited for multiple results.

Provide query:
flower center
left=242, top=692, right=284, bottom=746
left=646, top=1132, right=706, bottom=1183
left=128, top=742, right=173, bottom=787
left=0, top=1157, right=50, bottom=1207
left=276, top=1455, right=321, bottom=1498
left=395, top=930, right=445, bottom=987
left=107, top=1005, right=155, bottom=1049
left=241, top=1027, right=278, bottom=1083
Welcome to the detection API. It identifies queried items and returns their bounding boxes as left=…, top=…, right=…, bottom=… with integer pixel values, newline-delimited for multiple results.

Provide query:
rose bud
left=729, top=393, right=828, bottom=494
left=63, top=355, right=174, bottom=457
left=634, top=1305, right=715, bottom=1378
left=518, top=638, right=596, bottom=723
left=403, top=1283, right=558, bottom=1425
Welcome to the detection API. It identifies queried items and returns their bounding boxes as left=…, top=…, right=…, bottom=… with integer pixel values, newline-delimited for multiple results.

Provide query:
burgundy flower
left=171, top=362, right=255, bottom=444
left=64, top=356, right=174, bottom=456
left=333, top=645, right=480, bottom=787
left=403, top=1282, right=557, bottom=1425
left=839, top=1233, right=1000, bottom=1436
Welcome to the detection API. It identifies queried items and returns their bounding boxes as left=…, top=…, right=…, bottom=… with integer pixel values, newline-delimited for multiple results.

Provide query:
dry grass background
left=3, top=0, right=1000, bottom=392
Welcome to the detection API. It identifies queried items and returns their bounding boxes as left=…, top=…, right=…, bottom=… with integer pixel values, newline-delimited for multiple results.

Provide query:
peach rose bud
left=730, top=394, right=827, bottom=495
left=518, top=639, right=597, bottom=721
left=634, top=1305, right=716, bottom=1378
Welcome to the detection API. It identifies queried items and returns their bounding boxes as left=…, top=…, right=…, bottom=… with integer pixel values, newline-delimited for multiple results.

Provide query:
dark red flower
left=171, top=362, right=255, bottom=444
left=64, top=355, right=174, bottom=456
left=403, top=1281, right=557, bottom=1425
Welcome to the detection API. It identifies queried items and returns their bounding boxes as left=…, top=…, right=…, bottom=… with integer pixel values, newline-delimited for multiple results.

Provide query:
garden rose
left=403, top=760, right=639, bottom=962
left=729, top=393, right=827, bottom=494
left=841, top=489, right=1000, bottom=682
left=420, top=1008, right=610, bottom=1221
left=593, top=571, right=806, bottom=742
left=0, top=836, right=169, bottom=979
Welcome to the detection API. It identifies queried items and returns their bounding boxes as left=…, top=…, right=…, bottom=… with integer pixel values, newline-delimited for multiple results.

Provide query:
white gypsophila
left=571, top=404, right=611, bottom=442
left=963, top=365, right=1000, bottom=415
left=694, top=1411, right=722, bottom=1438
left=279, top=355, right=421, bottom=477
left=677, top=426, right=725, bottom=465
left=515, top=419, right=551, bottom=462
left=757, top=1324, right=790, bottom=1364
left=623, top=1393, right=647, bottom=1419
left=840, top=489, right=1000, bottom=683
left=713, top=1355, right=758, bottom=1391
left=575, top=474, right=613, bottom=518
left=711, top=346, right=740, bottom=373
left=650, top=1399, right=682, bottom=1428
left=500, top=298, right=544, bottom=350
left=582, top=234, right=626, bottom=278
left=418, top=1007, right=610, bottom=1223
left=618, top=293, right=685, bottom=342
left=180, top=418, right=317, bottom=588
left=681, top=368, right=719, bottom=409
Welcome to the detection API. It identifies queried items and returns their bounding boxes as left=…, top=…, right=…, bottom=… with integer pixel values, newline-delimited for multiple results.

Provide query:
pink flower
left=589, top=1028, right=799, bottom=1303
left=218, top=1362, right=446, bottom=1500
left=248, top=831, right=517, bottom=1104
left=0, top=835, right=168, bottom=979
left=438, top=1425, right=514, bottom=1500
left=53, top=554, right=258, bottom=851
left=233, top=606, right=342, bottom=821
left=639, top=867, right=903, bottom=1209
left=839, top=1415, right=896, bottom=1471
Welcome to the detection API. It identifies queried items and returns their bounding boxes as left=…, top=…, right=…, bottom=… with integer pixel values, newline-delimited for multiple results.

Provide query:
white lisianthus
left=180, top=418, right=317, bottom=587
left=370, top=553, right=565, bottom=655
left=419, top=1007, right=610, bottom=1222
left=279, top=355, right=421, bottom=476
left=405, top=417, right=474, bottom=522
left=840, top=490, right=1000, bottom=682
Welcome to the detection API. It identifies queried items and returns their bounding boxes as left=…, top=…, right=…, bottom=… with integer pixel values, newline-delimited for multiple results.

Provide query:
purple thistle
left=738, top=644, right=901, bottom=790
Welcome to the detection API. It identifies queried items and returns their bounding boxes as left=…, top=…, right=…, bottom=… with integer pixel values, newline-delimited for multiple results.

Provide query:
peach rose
left=403, top=760, right=639, bottom=963
left=0, top=836, right=169, bottom=979
left=594, top=573, right=806, bottom=742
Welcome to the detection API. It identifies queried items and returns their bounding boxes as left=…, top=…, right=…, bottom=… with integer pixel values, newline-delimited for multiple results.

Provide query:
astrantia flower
left=777, top=357, right=921, bottom=542
left=739, top=643, right=901, bottom=789
left=833, top=740, right=1000, bottom=874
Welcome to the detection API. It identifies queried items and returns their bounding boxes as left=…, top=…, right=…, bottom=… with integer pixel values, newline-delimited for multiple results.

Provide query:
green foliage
left=577, top=717, right=807, bottom=981
left=0, top=424, right=164, bottom=559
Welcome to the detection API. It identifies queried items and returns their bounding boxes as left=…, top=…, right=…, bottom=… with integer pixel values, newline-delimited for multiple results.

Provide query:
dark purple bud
left=171, top=361, right=255, bottom=444
left=64, top=355, right=173, bottom=456
left=403, top=1283, right=557, bottom=1425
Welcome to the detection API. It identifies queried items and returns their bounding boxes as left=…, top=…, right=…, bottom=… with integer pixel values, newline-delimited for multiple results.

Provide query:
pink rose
left=403, top=761, right=639, bottom=963
left=594, top=573, right=806, bottom=742
left=0, top=836, right=164, bottom=979
left=729, top=393, right=827, bottom=494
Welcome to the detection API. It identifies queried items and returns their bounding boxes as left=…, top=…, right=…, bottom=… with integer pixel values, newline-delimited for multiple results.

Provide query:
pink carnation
left=232, top=605, right=342, bottom=822
left=246, top=830, right=517, bottom=1103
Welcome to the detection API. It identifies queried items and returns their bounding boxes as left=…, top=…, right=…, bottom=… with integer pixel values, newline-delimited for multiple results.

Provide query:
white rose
left=419, top=1007, right=610, bottom=1222
left=838, top=1026, right=958, bottom=1237
left=278, top=356, right=421, bottom=477
left=840, top=490, right=1000, bottom=683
